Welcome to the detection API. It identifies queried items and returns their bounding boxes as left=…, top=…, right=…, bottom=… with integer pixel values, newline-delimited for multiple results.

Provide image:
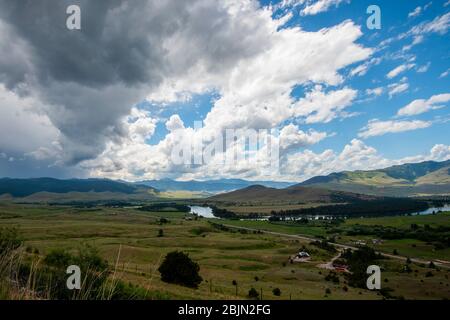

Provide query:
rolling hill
left=298, top=159, right=450, bottom=197
left=208, top=184, right=377, bottom=204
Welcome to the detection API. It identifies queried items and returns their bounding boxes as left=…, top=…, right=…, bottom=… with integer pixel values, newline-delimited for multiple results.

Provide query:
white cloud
left=349, top=57, right=382, bottom=77
left=397, top=93, right=450, bottom=116
left=416, top=62, right=431, bottom=73
left=358, top=119, right=431, bottom=139
left=388, top=78, right=409, bottom=98
left=402, top=35, right=424, bottom=51
left=387, top=63, right=415, bottom=79
left=411, top=12, right=450, bottom=35
left=439, top=68, right=450, bottom=78
left=279, top=124, right=328, bottom=153
left=300, top=0, right=350, bottom=16
left=293, top=86, right=357, bottom=124
left=165, top=114, right=185, bottom=132
left=365, top=87, right=383, bottom=97
left=408, top=7, right=422, bottom=18
left=282, top=139, right=450, bottom=182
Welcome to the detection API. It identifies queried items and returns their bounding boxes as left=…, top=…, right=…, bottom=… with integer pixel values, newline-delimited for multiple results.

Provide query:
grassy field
left=217, top=213, right=450, bottom=261
left=0, top=202, right=449, bottom=300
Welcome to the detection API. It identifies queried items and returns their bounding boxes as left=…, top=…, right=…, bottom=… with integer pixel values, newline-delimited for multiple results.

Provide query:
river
left=188, top=204, right=450, bottom=220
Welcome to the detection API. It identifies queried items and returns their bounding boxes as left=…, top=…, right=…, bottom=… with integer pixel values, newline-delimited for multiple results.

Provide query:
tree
left=158, top=251, right=203, bottom=288
left=248, top=287, right=259, bottom=299
left=272, top=288, right=281, bottom=296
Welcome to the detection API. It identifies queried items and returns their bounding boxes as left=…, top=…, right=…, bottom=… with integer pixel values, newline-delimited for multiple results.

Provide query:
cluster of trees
left=138, top=203, right=190, bottom=213
left=346, top=224, right=450, bottom=249
left=271, top=198, right=429, bottom=217
left=210, top=206, right=238, bottom=219
left=339, top=246, right=382, bottom=288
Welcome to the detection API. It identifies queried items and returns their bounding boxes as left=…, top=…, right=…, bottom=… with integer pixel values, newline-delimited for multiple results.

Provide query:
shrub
left=272, top=288, right=281, bottom=296
left=0, top=227, right=22, bottom=255
left=158, top=251, right=202, bottom=288
left=248, top=287, right=259, bottom=299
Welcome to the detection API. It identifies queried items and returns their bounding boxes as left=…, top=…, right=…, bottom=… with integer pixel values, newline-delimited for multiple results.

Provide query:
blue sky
left=144, top=0, right=450, bottom=159
left=0, top=0, right=449, bottom=181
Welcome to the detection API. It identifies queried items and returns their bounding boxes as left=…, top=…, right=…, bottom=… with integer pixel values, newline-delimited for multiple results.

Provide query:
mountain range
left=136, top=178, right=294, bottom=193
left=298, top=159, right=450, bottom=197
left=0, top=159, right=448, bottom=203
left=0, top=178, right=157, bottom=203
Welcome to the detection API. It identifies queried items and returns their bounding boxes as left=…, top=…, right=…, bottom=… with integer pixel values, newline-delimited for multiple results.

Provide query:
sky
left=0, top=0, right=449, bottom=182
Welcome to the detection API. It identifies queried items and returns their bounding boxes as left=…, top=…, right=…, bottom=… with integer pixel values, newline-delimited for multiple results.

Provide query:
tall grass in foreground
left=0, top=227, right=164, bottom=300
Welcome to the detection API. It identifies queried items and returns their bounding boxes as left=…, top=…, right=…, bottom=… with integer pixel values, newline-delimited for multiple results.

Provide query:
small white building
left=298, top=251, right=310, bottom=258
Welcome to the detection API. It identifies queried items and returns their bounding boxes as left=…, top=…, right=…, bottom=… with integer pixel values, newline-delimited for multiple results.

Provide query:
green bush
left=158, top=251, right=202, bottom=288
left=248, top=287, right=259, bottom=299
left=272, top=288, right=281, bottom=296
left=0, top=227, right=22, bottom=255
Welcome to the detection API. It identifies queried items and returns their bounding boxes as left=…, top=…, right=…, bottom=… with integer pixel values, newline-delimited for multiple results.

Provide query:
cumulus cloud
left=0, top=0, right=372, bottom=176
left=358, top=119, right=432, bottom=139
left=397, top=93, right=450, bottom=116
left=279, top=124, right=328, bottom=153
left=293, top=86, right=358, bottom=124
left=283, top=139, right=450, bottom=182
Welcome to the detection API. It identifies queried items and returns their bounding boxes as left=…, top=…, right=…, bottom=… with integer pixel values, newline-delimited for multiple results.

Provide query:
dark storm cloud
left=0, top=0, right=174, bottom=87
left=0, top=0, right=209, bottom=163
left=0, top=0, right=271, bottom=167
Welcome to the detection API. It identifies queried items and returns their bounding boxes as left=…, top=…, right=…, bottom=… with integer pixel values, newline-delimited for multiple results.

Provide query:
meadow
left=0, top=202, right=449, bottom=300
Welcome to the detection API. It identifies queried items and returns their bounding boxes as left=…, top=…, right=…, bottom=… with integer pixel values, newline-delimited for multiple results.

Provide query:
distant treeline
left=271, top=198, right=429, bottom=217
left=210, top=206, right=238, bottom=219
left=138, top=203, right=190, bottom=212
left=346, top=224, right=450, bottom=249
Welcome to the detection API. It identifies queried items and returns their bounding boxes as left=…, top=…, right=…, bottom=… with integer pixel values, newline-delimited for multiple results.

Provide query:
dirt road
left=221, top=223, right=450, bottom=269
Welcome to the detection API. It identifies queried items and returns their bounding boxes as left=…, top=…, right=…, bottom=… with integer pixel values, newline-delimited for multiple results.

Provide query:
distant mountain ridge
left=298, top=159, right=450, bottom=197
left=136, top=178, right=294, bottom=193
left=0, top=177, right=156, bottom=200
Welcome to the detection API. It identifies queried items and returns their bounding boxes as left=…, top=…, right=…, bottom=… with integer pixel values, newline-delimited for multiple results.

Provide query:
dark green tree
left=158, top=251, right=202, bottom=288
